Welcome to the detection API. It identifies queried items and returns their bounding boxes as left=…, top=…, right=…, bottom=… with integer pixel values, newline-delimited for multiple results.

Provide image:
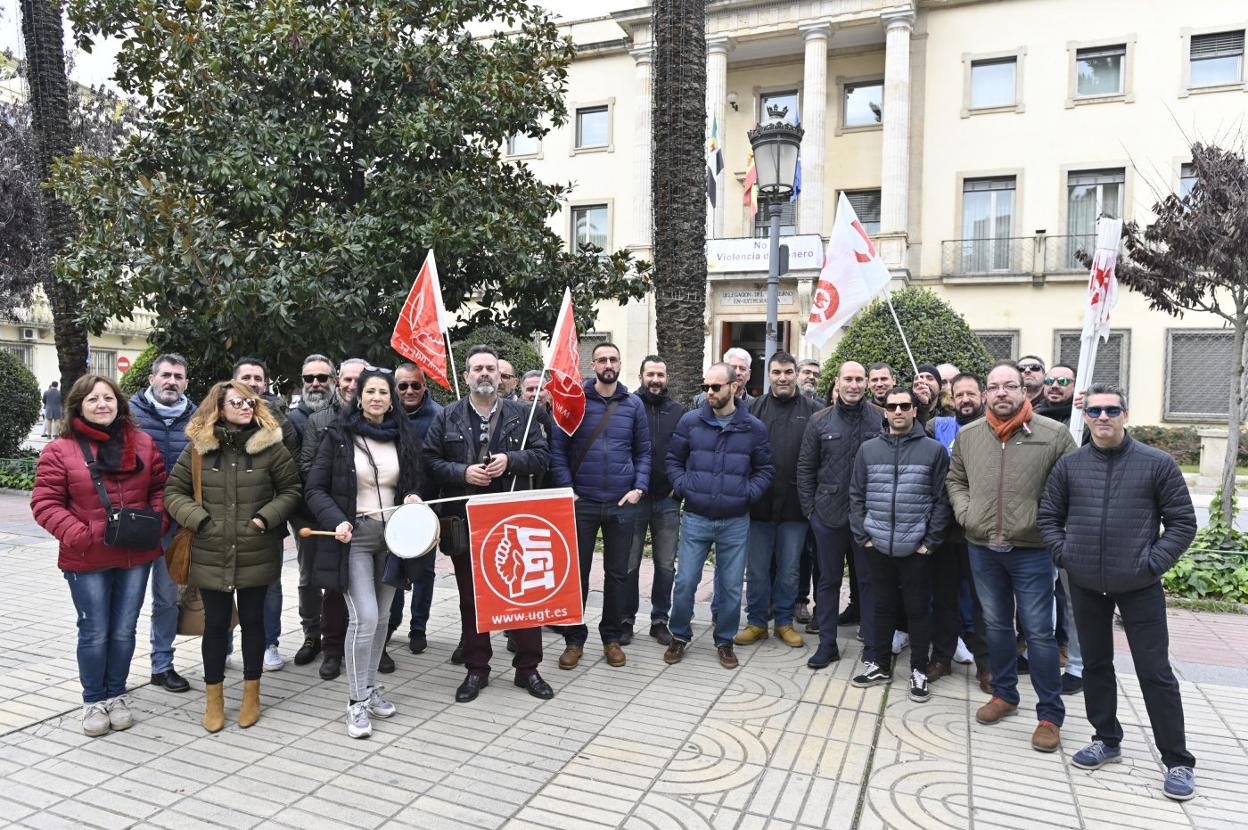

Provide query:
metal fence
left=940, top=237, right=1033, bottom=276
left=1164, top=329, right=1236, bottom=421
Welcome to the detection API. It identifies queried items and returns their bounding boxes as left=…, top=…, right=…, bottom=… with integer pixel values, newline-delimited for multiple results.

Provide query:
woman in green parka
left=165, top=380, right=302, bottom=733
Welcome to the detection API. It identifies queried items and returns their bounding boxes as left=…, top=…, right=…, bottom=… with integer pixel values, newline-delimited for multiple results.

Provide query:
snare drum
left=384, top=503, right=440, bottom=559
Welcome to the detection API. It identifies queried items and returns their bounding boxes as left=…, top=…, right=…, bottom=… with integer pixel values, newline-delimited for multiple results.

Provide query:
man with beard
left=797, top=361, right=886, bottom=670
left=497, top=359, right=519, bottom=400
left=624, top=355, right=684, bottom=645
left=867, top=362, right=896, bottom=408
left=298, top=356, right=367, bottom=680
left=131, top=353, right=196, bottom=694
left=927, top=373, right=991, bottom=692
left=1017, top=355, right=1048, bottom=409
left=692, top=347, right=757, bottom=407
left=424, top=345, right=553, bottom=702
left=1036, top=363, right=1076, bottom=425
left=912, top=363, right=944, bottom=423
left=797, top=359, right=826, bottom=406
left=736, top=352, right=820, bottom=650
left=551, top=342, right=651, bottom=669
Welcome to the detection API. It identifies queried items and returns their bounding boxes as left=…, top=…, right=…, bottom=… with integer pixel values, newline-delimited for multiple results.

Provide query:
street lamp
left=747, top=106, right=803, bottom=393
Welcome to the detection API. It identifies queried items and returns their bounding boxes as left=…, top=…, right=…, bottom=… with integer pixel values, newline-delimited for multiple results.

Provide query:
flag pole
left=1069, top=217, right=1122, bottom=443
left=444, top=332, right=461, bottom=400
left=510, top=357, right=553, bottom=492
left=882, top=285, right=919, bottom=377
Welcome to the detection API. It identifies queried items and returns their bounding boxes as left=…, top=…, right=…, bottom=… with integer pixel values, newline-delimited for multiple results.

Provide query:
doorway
left=721, top=321, right=791, bottom=397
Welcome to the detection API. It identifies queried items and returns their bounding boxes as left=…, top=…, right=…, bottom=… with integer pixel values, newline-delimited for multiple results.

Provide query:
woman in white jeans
left=305, top=367, right=425, bottom=737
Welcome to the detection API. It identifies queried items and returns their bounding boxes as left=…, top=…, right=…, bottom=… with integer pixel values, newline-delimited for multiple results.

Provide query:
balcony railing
left=941, top=233, right=1098, bottom=278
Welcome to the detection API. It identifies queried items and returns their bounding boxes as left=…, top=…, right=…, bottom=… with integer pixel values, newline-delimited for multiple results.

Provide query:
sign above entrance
left=720, top=289, right=796, bottom=307
left=706, top=235, right=824, bottom=273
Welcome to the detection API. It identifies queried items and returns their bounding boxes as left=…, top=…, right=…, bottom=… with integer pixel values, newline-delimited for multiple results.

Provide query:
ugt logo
left=480, top=514, right=571, bottom=605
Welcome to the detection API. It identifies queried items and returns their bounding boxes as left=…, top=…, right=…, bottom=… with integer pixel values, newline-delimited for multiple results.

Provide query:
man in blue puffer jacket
left=663, top=363, right=774, bottom=670
left=550, top=342, right=651, bottom=670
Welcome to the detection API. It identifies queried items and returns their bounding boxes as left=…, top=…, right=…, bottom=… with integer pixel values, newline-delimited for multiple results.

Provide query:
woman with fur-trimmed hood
left=165, top=380, right=302, bottom=733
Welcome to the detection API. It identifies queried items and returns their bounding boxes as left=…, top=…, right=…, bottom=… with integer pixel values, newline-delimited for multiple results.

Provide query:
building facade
left=516, top=0, right=1247, bottom=424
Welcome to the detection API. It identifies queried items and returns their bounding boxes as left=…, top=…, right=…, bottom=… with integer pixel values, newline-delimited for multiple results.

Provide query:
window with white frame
left=969, top=58, right=1017, bottom=109
left=1056, top=330, right=1129, bottom=390
left=574, top=106, right=610, bottom=149
left=0, top=342, right=33, bottom=372
left=752, top=201, right=798, bottom=238
left=1066, top=168, right=1125, bottom=267
left=1190, top=30, right=1245, bottom=87
left=1075, top=44, right=1126, bottom=97
left=571, top=204, right=609, bottom=253
left=842, top=82, right=882, bottom=127
left=1166, top=330, right=1232, bottom=420
left=961, top=177, right=1016, bottom=272
left=88, top=349, right=117, bottom=381
left=761, top=89, right=800, bottom=125
left=1180, top=163, right=1198, bottom=198
left=845, top=190, right=881, bottom=235
left=507, top=133, right=540, bottom=156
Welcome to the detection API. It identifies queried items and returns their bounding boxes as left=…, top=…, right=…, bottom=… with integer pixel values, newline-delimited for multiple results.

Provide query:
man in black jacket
left=625, top=355, right=684, bottom=646
left=736, top=351, right=820, bottom=650
left=424, top=345, right=553, bottom=703
left=797, top=361, right=886, bottom=670
left=1037, top=383, right=1198, bottom=802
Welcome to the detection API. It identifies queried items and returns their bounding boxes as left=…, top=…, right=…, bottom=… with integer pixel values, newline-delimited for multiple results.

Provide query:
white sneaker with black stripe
left=851, top=662, right=892, bottom=688
left=909, top=669, right=930, bottom=702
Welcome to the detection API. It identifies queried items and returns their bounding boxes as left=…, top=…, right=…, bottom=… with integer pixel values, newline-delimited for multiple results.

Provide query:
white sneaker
left=106, top=695, right=134, bottom=731
left=224, top=653, right=239, bottom=671
left=891, top=631, right=910, bottom=655
left=366, top=686, right=396, bottom=719
left=953, top=638, right=974, bottom=665
left=346, top=701, right=372, bottom=738
left=263, top=645, right=285, bottom=672
left=83, top=702, right=110, bottom=737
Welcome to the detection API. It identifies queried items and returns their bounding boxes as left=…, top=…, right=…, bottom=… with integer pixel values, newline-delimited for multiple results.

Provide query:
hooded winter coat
left=164, top=421, right=302, bottom=592
left=550, top=380, right=651, bottom=502
left=32, top=423, right=167, bottom=573
left=849, top=421, right=952, bottom=556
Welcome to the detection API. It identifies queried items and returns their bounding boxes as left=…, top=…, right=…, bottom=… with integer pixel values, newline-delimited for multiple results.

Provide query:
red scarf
left=72, top=417, right=140, bottom=474
left=986, top=399, right=1033, bottom=443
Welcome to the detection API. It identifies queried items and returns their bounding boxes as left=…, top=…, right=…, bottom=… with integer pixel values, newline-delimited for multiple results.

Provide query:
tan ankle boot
left=238, top=678, right=261, bottom=728
left=202, top=682, right=225, bottom=733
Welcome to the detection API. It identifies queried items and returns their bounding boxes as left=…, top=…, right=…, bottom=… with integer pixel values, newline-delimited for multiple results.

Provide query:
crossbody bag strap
left=77, top=437, right=116, bottom=516
left=570, top=399, right=622, bottom=477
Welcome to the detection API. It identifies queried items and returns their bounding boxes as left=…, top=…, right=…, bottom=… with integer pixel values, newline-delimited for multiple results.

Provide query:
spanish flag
left=742, top=147, right=759, bottom=218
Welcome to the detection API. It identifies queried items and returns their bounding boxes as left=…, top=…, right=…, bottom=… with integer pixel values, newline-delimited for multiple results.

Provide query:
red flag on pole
left=391, top=250, right=452, bottom=391
left=546, top=288, right=585, bottom=436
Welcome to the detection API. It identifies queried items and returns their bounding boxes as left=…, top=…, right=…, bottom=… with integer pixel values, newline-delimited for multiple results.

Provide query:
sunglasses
left=302, top=373, right=331, bottom=384
left=397, top=381, right=424, bottom=391
left=1085, top=405, right=1124, bottom=419
left=884, top=402, right=914, bottom=412
left=225, top=398, right=256, bottom=410
left=700, top=383, right=725, bottom=393
left=1044, top=377, right=1074, bottom=387
left=363, top=366, right=393, bottom=374
left=1017, top=363, right=1045, bottom=372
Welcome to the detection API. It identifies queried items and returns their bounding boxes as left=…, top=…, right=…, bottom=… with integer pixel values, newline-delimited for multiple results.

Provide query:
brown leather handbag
left=164, top=450, right=201, bottom=585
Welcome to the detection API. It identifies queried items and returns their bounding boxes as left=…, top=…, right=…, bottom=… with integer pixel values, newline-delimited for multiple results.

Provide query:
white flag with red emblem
left=545, top=288, right=586, bottom=436
left=804, top=193, right=892, bottom=348
left=391, top=250, right=452, bottom=390
left=1083, top=218, right=1122, bottom=343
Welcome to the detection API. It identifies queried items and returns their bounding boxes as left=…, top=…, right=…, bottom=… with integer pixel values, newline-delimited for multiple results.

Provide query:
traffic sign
left=116, top=356, right=131, bottom=374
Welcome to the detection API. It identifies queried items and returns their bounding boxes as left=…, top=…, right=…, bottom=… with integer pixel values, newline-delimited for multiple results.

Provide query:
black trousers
left=1069, top=579, right=1195, bottom=770
left=870, top=552, right=933, bottom=673
left=201, top=585, right=266, bottom=684
left=563, top=499, right=637, bottom=647
left=796, top=528, right=820, bottom=605
left=930, top=540, right=988, bottom=666
left=451, top=554, right=541, bottom=678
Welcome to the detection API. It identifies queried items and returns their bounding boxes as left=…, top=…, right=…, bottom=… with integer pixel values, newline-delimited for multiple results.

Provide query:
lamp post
left=747, top=107, right=803, bottom=393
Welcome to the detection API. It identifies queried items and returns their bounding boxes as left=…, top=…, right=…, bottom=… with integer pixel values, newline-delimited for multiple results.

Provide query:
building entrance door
left=721, top=321, right=790, bottom=398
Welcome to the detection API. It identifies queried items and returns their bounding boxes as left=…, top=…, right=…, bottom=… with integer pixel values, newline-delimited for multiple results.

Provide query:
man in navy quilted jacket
left=550, top=342, right=651, bottom=670
left=663, top=363, right=774, bottom=670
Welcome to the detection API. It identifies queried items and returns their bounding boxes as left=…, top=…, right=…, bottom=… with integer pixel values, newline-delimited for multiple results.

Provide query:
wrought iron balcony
left=940, top=237, right=1033, bottom=277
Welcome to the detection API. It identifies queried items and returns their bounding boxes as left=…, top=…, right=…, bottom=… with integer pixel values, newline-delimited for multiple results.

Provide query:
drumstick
left=297, top=528, right=341, bottom=538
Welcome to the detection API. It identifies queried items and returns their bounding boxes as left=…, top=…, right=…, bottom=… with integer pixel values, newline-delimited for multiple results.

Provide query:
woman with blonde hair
left=165, top=380, right=301, bottom=732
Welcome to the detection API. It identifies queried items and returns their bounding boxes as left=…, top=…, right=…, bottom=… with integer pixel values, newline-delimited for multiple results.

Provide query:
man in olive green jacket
left=945, top=363, right=1077, bottom=754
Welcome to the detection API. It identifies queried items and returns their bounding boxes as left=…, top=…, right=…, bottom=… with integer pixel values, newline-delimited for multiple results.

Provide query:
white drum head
left=384, top=503, right=440, bottom=559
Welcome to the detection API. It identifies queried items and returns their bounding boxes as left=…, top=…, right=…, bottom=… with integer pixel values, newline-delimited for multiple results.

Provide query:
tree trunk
left=651, top=0, right=706, bottom=404
left=20, top=0, right=87, bottom=389
left=1219, top=312, right=1246, bottom=538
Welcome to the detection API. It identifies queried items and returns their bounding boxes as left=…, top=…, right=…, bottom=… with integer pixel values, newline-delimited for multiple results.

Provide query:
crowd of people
left=29, top=343, right=1198, bottom=800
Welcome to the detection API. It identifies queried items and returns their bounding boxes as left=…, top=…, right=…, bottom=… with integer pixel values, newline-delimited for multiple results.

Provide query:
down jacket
left=637, top=390, right=684, bottom=499
left=31, top=427, right=167, bottom=573
left=551, top=380, right=651, bottom=502
left=130, top=391, right=196, bottom=473
left=749, top=391, right=821, bottom=523
left=946, top=413, right=1077, bottom=550
left=164, top=422, right=302, bottom=592
left=1037, top=433, right=1197, bottom=595
left=666, top=402, right=774, bottom=519
left=797, top=399, right=886, bottom=528
left=849, top=421, right=951, bottom=556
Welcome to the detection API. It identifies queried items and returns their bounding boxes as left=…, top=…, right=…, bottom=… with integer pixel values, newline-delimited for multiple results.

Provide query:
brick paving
left=1, top=490, right=1246, bottom=829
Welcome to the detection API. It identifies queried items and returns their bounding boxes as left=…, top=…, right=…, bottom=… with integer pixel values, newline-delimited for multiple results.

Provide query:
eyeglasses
left=1017, top=363, right=1045, bottom=373
left=700, top=383, right=725, bottom=393
left=985, top=383, right=1023, bottom=393
left=302, top=373, right=331, bottom=384
left=1044, top=377, right=1074, bottom=387
left=363, top=366, right=393, bottom=374
left=397, top=381, right=424, bottom=391
left=499, top=373, right=515, bottom=380
left=884, top=402, right=914, bottom=412
left=1085, top=405, right=1124, bottom=419
left=225, top=398, right=256, bottom=410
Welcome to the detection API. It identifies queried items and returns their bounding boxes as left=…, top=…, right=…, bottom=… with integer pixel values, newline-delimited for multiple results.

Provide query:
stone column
left=706, top=36, right=732, bottom=240
left=631, top=47, right=653, bottom=251
left=878, top=11, right=914, bottom=270
left=799, top=24, right=831, bottom=237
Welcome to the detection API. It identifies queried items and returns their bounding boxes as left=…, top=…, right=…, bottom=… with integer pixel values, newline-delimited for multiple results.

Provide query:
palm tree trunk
left=20, top=0, right=87, bottom=389
left=651, top=0, right=706, bottom=403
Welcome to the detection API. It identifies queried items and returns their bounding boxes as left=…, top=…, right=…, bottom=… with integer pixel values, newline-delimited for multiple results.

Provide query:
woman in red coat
left=31, top=374, right=167, bottom=737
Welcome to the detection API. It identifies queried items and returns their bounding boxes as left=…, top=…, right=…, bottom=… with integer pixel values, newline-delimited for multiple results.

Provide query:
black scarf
left=1036, top=398, right=1073, bottom=424
left=73, top=417, right=143, bottom=475
left=640, top=389, right=670, bottom=407
left=955, top=406, right=985, bottom=426
left=344, top=407, right=401, bottom=442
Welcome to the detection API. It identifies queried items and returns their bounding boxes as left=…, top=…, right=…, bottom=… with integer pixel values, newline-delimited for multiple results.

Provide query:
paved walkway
left=1, top=491, right=1246, bottom=829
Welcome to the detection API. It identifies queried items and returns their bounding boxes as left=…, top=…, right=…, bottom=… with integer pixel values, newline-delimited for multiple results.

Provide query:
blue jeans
left=148, top=555, right=179, bottom=673
left=969, top=544, right=1065, bottom=725
left=669, top=512, right=750, bottom=647
left=625, top=497, right=680, bottom=626
left=746, top=520, right=807, bottom=627
left=65, top=563, right=153, bottom=703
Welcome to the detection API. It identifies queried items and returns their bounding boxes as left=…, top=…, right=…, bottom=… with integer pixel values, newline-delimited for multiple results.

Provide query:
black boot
left=378, top=626, right=396, bottom=674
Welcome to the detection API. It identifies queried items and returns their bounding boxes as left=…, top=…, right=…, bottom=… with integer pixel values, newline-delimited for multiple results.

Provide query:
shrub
left=822, top=287, right=992, bottom=397
left=0, top=350, right=40, bottom=456
left=118, top=344, right=161, bottom=397
left=1163, top=486, right=1248, bottom=603
left=0, top=458, right=36, bottom=490
left=1130, top=424, right=1248, bottom=467
left=429, top=324, right=543, bottom=405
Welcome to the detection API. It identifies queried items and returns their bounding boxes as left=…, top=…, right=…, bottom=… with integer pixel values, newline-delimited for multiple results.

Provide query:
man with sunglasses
left=1016, top=356, right=1048, bottom=409
left=1038, top=384, right=1197, bottom=801
left=1035, top=364, right=1076, bottom=425
left=946, top=362, right=1077, bottom=753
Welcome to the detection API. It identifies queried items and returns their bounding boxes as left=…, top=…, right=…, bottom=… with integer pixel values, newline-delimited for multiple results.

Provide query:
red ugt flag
left=546, top=288, right=585, bottom=436
left=391, top=250, right=452, bottom=390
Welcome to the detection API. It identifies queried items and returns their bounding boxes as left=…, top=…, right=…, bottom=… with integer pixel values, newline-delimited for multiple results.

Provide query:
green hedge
left=429, top=324, right=542, bottom=405
left=0, top=350, right=40, bottom=456
left=1130, top=425, right=1248, bottom=467
left=118, top=344, right=161, bottom=397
